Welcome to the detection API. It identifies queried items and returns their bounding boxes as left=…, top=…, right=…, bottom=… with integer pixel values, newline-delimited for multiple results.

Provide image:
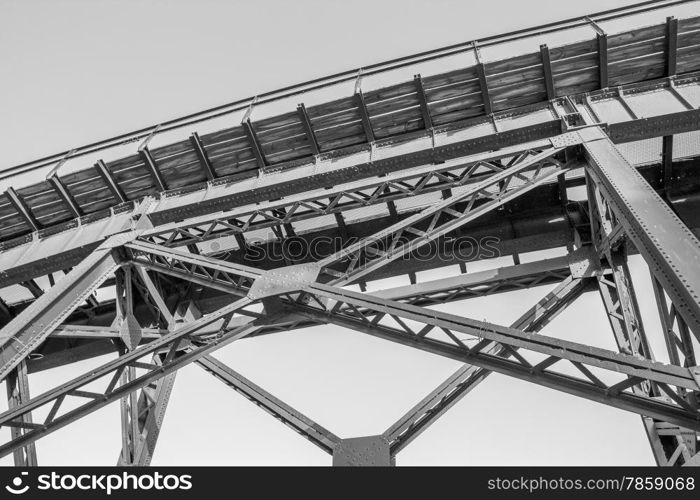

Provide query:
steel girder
left=0, top=297, right=263, bottom=458
left=649, top=273, right=700, bottom=465
left=581, top=128, right=700, bottom=464
left=125, top=240, right=261, bottom=297
left=582, top=127, right=700, bottom=339
left=372, top=255, right=572, bottom=307
left=383, top=273, right=591, bottom=455
left=0, top=73, right=697, bottom=298
left=197, top=355, right=341, bottom=454
left=140, top=140, right=557, bottom=250
left=586, top=166, right=673, bottom=465
left=0, top=236, right=124, bottom=381
left=0, top=150, right=579, bottom=462
left=6, top=361, right=37, bottom=466
left=117, top=269, right=177, bottom=467
left=315, top=144, right=573, bottom=285
left=289, top=282, right=700, bottom=431
left=2, top=123, right=700, bottom=466
left=195, top=270, right=588, bottom=460
left=117, top=355, right=177, bottom=466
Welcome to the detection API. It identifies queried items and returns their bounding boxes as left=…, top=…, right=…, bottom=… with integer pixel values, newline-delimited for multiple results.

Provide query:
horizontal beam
left=50, top=325, right=165, bottom=339
left=295, top=287, right=700, bottom=431
left=1, top=89, right=695, bottom=289
left=317, top=146, right=570, bottom=285
left=607, top=108, right=700, bottom=143
left=306, top=283, right=698, bottom=390
left=372, top=254, right=573, bottom=304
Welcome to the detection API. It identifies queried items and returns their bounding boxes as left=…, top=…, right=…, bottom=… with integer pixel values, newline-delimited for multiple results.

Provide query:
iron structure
left=1, top=0, right=700, bottom=466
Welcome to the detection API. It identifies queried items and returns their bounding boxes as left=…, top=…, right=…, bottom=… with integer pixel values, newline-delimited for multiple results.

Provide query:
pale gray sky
left=0, top=0, right=691, bottom=465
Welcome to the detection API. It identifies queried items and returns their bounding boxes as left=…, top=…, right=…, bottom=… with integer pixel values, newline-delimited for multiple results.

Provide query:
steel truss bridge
left=1, top=0, right=700, bottom=466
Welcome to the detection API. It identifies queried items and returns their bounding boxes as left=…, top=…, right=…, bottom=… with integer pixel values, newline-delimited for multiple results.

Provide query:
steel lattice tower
left=1, top=0, right=700, bottom=466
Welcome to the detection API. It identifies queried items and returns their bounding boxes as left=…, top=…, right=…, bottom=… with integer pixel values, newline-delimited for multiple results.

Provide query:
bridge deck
left=0, top=15, right=699, bottom=246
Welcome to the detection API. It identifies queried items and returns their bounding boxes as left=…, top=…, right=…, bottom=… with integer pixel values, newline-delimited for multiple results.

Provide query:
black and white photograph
left=0, top=0, right=700, bottom=494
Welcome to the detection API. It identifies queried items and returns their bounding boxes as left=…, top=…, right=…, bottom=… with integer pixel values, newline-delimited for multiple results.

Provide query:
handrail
left=1, top=0, right=695, bottom=181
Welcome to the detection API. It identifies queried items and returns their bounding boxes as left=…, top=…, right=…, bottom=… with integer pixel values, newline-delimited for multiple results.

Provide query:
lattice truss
left=1, top=126, right=699, bottom=467
left=2, top=2, right=700, bottom=466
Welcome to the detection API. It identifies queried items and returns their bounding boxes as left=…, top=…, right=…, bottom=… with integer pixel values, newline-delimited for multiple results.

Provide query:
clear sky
left=0, top=0, right=693, bottom=466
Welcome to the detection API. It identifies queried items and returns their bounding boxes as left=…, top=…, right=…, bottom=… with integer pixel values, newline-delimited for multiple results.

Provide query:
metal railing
left=1, top=0, right=696, bottom=182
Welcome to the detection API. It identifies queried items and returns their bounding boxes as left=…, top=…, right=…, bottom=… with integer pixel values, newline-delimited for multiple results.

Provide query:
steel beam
left=666, top=16, right=678, bottom=77
left=474, top=43, right=493, bottom=115
left=293, top=282, right=700, bottom=430
left=582, top=127, right=700, bottom=338
left=50, top=325, right=164, bottom=339
left=95, top=159, right=127, bottom=204
left=0, top=239, right=122, bottom=381
left=0, top=297, right=261, bottom=458
left=540, top=44, right=555, bottom=100
left=138, top=148, right=167, bottom=192
left=118, top=355, right=177, bottom=466
left=316, top=144, right=572, bottom=285
left=5, top=187, right=39, bottom=232
left=5, top=361, right=37, bottom=466
left=354, top=91, right=375, bottom=142
left=48, top=175, right=83, bottom=218
left=662, top=135, right=674, bottom=197
left=384, top=273, right=590, bottom=454
left=597, top=33, right=608, bottom=88
left=242, top=119, right=267, bottom=168
left=1, top=98, right=695, bottom=293
left=142, top=139, right=556, bottom=248
left=189, top=132, right=216, bottom=181
left=297, top=103, right=320, bottom=155
left=197, top=355, right=340, bottom=454
left=373, top=255, right=572, bottom=306
left=414, top=74, right=433, bottom=130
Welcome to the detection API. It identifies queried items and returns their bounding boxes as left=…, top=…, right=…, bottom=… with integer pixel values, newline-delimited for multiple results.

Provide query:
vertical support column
left=473, top=42, right=493, bottom=115
left=597, top=33, right=609, bottom=89
left=586, top=162, right=698, bottom=466
left=115, top=266, right=144, bottom=466
left=5, top=360, right=37, bottom=466
left=540, top=44, right=555, bottom=100
left=117, top=356, right=177, bottom=466
left=581, top=127, right=700, bottom=338
left=652, top=275, right=697, bottom=370
left=119, top=360, right=140, bottom=466
left=585, top=16, right=607, bottom=89
left=118, top=264, right=177, bottom=466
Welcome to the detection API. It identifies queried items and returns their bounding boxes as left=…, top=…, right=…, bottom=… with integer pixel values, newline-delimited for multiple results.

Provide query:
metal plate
left=332, top=435, right=391, bottom=466
left=247, top=263, right=321, bottom=300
